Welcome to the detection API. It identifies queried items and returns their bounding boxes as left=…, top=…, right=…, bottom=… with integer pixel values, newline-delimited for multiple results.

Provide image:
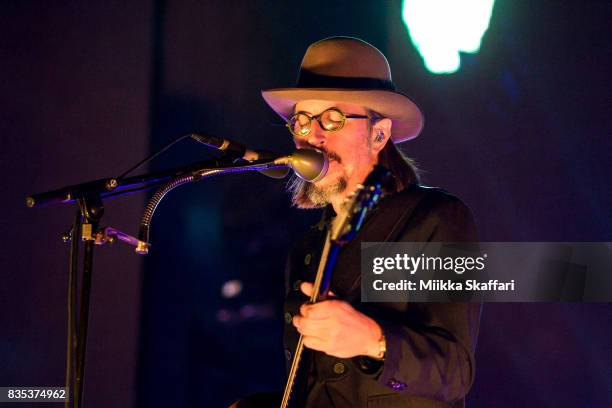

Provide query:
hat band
left=297, top=70, right=396, bottom=91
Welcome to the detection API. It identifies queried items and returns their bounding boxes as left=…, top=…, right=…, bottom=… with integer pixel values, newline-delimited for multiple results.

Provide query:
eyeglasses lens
left=290, top=113, right=311, bottom=136
left=320, top=109, right=344, bottom=131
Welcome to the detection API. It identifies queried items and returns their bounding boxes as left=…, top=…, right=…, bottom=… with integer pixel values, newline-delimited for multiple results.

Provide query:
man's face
left=288, top=100, right=380, bottom=208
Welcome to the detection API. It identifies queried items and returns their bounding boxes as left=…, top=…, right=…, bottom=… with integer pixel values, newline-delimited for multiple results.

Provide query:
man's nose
left=293, top=120, right=327, bottom=149
left=305, top=120, right=327, bottom=147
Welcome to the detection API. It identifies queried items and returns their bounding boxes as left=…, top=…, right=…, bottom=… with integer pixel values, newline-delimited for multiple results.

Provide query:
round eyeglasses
left=286, top=108, right=370, bottom=137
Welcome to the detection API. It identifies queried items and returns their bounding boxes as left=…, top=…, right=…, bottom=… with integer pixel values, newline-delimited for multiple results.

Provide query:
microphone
left=190, top=133, right=291, bottom=179
left=274, top=149, right=329, bottom=182
left=190, top=134, right=328, bottom=181
left=190, top=133, right=265, bottom=161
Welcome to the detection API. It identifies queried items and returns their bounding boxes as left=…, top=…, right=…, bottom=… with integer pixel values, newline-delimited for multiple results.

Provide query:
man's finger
left=300, top=281, right=314, bottom=297
left=300, top=281, right=336, bottom=298
left=302, top=335, right=326, bottom=352
left=301, top=301, right=337, bottom=320
left=299, top=302, right=311, bottom=318
left=293, top=315, right=332, bottom=336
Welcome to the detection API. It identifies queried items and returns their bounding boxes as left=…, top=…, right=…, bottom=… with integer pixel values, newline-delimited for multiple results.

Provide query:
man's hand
left=292, top=282, right=383, bottom=359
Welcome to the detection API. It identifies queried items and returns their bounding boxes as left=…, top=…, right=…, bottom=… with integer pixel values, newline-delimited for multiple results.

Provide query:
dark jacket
left=283, top=184, right=481, bottom=408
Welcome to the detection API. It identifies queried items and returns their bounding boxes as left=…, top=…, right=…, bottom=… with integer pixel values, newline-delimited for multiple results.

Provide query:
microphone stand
left=26, top=155, right=290, bottom=408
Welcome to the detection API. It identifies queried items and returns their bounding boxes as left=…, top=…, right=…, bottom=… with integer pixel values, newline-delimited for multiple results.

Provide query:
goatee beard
left=287, top=174, right=348, bottom=209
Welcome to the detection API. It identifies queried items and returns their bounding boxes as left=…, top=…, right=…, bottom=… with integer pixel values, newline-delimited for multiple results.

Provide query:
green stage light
left=402, top=0, right=495, bottom=74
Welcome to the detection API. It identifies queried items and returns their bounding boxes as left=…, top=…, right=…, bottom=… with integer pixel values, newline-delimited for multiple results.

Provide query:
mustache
left=315, top=148, right=342, bottom=164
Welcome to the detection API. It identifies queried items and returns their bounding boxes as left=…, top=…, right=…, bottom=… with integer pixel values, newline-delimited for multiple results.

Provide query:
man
left=238, top=37, right=480, bottom=407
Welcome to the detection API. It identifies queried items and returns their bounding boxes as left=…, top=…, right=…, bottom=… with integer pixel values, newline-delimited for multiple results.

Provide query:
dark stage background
left=1, top=1, right=610, bottom=407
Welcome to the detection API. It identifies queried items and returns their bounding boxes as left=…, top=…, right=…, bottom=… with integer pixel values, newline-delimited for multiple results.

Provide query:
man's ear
left=371, top=118, right=392, bottom=154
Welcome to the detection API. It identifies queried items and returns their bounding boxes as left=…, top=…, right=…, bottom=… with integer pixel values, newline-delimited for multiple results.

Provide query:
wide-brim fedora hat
left=262, top=36, right=424, bottom=143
